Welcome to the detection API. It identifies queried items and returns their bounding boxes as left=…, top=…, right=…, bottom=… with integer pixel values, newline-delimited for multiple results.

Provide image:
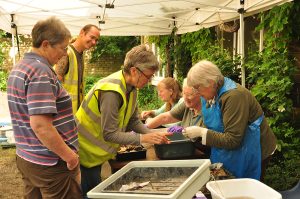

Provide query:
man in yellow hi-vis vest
left=75, top=45, right=171, bottom=198
left=54, top=24, right=100, bottom=114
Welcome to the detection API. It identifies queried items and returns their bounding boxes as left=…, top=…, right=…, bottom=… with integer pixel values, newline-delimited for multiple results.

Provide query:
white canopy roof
left=0, top=0, right=291, bottom=36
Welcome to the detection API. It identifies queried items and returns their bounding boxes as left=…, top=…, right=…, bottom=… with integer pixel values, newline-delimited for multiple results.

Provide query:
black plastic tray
left=154, top=133, right=195, bottom=159
left=116, top=146, right=147, bottom=161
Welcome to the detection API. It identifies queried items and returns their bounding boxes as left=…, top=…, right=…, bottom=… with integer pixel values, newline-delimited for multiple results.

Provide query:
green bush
left=0, top=71, right=8, bottom=91
left=246, top=2, right=300, bottom=190
left=84, top=75, right=103, bottom=94
left=137, top=84, right=163, bottom=111
left=0, top=31, right=8, bottom=91
left=84, top=75, right=162, bottom=112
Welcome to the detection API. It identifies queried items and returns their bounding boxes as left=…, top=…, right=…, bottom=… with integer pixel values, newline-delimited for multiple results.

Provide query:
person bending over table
left=183, top=60, right=277, bottom=181
left=75, top=44, right=171, bottom=198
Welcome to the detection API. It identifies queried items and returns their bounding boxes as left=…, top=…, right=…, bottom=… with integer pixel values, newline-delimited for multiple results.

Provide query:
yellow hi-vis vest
left=75, top=70, right=137, bottom=168
left=54, top=46, right=84, bottom=115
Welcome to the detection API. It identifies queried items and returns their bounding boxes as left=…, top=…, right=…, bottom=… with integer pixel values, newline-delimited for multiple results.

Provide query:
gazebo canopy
left=0, top=0, right=291, bottom=36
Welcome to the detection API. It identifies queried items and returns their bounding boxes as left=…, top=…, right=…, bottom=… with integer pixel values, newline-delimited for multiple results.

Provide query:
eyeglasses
left=136, top=67, right=155, bottom=81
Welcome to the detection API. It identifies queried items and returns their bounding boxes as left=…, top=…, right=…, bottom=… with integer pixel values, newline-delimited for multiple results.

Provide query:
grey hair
left=31, top=17, right=71, bottom=48
left=187, top=60, right=224, bottom=88
left=123, top=44, right=160, bottom=73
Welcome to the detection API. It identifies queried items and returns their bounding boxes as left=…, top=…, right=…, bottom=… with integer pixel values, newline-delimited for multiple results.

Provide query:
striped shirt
left=7, top=52, right=78, bottom=166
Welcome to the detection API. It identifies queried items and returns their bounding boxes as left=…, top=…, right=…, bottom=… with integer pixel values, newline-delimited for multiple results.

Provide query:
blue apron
left=201, top=77, right=262, bottom=180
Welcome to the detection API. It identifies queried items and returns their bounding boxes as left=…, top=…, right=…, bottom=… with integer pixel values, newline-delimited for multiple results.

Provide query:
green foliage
left=137, top=85, right=163, bottom=111
left=149, top=32, right=177, bottom=77
left=90, top=36, right=140, bottom=62
left=0, top=31, right=7, bottom=69
left=84, top=75, right=163, bottom=112
left=149, top=28, right=241, bottom=81
left=84, top=75, right=103, bottom=94
left=0, top=71, right=8, bottom=91
left=246, top=2, right=300, bottom=189
left=181, top=28, right=241, bottom=82
left=0, top=30, right=8, bottom=91
left=265, top=150, right=300, bottom=191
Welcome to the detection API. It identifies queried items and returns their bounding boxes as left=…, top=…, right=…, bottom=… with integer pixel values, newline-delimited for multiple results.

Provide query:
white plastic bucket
left=206, top=178, right=282, bottom=199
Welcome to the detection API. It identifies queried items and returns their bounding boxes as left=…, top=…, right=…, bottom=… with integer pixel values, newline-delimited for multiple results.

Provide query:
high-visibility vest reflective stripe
left=75, top=70, right=137, bottom=168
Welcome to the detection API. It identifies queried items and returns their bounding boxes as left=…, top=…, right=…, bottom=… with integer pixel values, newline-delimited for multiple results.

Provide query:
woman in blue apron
left=183, top=60, right=277, bottom=181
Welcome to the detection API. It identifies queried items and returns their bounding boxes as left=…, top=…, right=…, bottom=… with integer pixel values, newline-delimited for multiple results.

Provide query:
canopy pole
left=10, top=14, right=16, bottom=65
left=11, top=34, right=16, bottom=66
left=239, top=0, right=245, bottom=87
left=233, top=32, right=237, bottom=58
left=259, top=15, right=264, bottom=52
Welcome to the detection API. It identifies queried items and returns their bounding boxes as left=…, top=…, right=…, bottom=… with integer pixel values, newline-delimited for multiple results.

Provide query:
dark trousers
left=80, top=164, right=102, bottom=199
left=16, top=156, right=82, bottom=199
left=261, top=156, right=271, bottom=182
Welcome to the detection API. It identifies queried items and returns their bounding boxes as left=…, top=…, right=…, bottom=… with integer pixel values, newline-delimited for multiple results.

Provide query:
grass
left=0, top=148, right=23, bottom=198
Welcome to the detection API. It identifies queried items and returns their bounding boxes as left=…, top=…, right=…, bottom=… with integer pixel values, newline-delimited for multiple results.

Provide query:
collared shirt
left=7, top=52, right=78, bottom=166
left=170, top=102, right=203, bottom=128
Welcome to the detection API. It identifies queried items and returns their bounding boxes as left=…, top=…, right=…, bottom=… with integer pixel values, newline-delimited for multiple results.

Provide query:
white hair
left=187, top=60, right=223, bottom=88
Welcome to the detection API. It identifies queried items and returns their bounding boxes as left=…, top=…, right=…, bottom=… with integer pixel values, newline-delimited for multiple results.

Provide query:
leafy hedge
left=245, top=2, right=300, bottom=190
left=84, top=74, right=163, bottom=111
left=0, top=31, right=8, bottom=91
left=0, top=71, right=8, bottom=91
left=137, top=84, right=163, bottom=111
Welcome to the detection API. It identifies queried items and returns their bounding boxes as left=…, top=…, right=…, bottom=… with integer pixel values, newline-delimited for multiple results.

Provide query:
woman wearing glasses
left=183, top=60, right=277, bottom=181
left=75, top=44, right=171, bottom=198
left=141, top=77, right=183, bottom=127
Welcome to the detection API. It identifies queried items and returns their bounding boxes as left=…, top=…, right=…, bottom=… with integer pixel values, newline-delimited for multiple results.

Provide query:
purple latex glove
left=167, top=126, right=184, bottom=133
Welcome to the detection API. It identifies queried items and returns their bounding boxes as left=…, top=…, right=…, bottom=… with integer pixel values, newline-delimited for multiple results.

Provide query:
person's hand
left=141, top=132, right=171, bottom=144
left=167, top=126, right=184, bottom=133
left=65, top=152, right=79, bottom=170
left=141, top=110, right=153, bottom=120
left=182, top=126, right=208, bottom=139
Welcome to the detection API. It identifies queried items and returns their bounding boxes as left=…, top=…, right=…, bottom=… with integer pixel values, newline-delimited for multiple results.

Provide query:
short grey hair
left=31, top=17, right=71, bottom=48
left=123, top=44, right=160, bottom=73
left=187, top=60, right=224, bottom=88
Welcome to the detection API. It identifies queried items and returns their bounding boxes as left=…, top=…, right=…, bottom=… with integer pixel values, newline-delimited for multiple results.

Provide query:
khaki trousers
left=16, top=156, right=82, bottom=199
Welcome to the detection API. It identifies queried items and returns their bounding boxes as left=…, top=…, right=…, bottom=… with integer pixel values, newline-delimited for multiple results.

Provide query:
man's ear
left=41, top=40, right=50, bottom=49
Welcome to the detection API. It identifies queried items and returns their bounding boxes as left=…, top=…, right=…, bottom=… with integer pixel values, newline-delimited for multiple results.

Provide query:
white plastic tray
left=88, top=159, right=211, bottom=199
